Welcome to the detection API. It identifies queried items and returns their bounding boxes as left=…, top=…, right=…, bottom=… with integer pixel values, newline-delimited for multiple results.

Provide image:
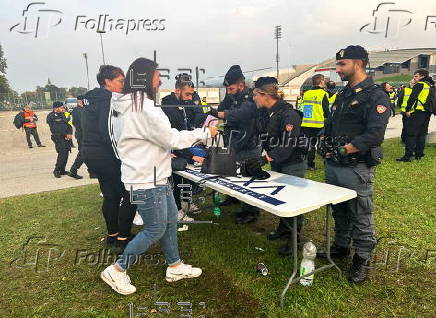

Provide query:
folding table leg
left=280, top=216, right=298, bottom=308
left=326, top=204, right=342, bottom=278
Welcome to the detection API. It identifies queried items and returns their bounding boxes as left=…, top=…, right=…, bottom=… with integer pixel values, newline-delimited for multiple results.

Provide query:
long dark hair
left=122, top=58, right=158, bottom=111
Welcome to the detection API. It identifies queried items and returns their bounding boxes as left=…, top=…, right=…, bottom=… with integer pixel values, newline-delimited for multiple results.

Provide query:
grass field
left=0, top=138, right=435, bottom=318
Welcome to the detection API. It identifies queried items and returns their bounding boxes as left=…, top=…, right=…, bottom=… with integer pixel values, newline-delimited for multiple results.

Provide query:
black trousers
left=24, top=127, right=42, bottom=147
left=400, top=115, right=408, bottom=144
left=404, top=111, right=431, bottom=157
left=83, top=149, right=136, bottom=237
left=51, top=135, right=70, bottom=173
left=302, top=127, right=322, bottom=168
left=70, top=138, right=85, bottom=174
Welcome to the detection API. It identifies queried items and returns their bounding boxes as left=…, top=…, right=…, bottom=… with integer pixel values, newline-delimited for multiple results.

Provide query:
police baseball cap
left=255, top=77, right=278, bottom=88
left=52, top=101, right=64, bottom=108
left=336, top=45, right=368, bottom=61
left=223, top=65, right=245, bottom=87
left=76, top=95, right=85, bottom=100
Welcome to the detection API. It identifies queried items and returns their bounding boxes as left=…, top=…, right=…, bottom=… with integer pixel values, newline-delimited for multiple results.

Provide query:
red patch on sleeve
left=285, top=124, right=294, bottom=132
left=376, top=105, right=387, bottom=113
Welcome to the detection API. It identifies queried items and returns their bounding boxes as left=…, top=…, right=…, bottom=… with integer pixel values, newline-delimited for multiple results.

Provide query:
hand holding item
left=208, top=125, right=218, bottom=137
left=192, top=156, right=204, bottom=163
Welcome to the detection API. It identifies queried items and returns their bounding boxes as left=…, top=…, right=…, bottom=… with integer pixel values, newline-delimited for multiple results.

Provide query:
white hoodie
left=109, top=92, right=210, bottom=190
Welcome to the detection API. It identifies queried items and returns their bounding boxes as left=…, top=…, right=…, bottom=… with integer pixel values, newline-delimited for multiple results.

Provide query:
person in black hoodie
left=161, top=74, right=206, bottom=221
left=81, top=65, right=136, bottom=253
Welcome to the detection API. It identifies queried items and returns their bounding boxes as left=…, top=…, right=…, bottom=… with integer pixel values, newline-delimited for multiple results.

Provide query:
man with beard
left=318, top=45, right=390, bottom=284
left=161, top=73, right=206, bottom=222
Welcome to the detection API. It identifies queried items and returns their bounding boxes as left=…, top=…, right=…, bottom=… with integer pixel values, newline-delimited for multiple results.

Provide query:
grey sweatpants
left=325, top=162, right=376, bottom=260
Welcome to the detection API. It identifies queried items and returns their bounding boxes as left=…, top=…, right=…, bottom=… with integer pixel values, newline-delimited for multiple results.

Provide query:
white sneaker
left=178, top=209, right=194, bottom=222
left=100, top=265, right=136, bottom=295
left=166, top=262, right=202, bottom=282
left=132, top=212, right=143, bottom=225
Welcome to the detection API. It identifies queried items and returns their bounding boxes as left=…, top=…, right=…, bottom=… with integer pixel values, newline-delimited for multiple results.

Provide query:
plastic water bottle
left=299, top=241, right=317, bottom=286
left=213, top=192, right=221, bottom=216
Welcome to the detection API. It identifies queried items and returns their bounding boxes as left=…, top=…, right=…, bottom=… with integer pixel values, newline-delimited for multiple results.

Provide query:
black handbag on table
left=201, top=132, right=238, bottom=177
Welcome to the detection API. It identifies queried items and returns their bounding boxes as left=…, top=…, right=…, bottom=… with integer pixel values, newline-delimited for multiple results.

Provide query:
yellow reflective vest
left=299, top=89, right=328, bottom=128
left=64, top=111, right=73, bottom=126
left=400, top=87, right=412, bottom=112
left=328, top=93, right=337, bottom=109
left=413, top=81, right=431, bottom=113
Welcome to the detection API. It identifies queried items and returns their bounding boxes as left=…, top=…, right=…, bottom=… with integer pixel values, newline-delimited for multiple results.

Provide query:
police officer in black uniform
left=318, top=46, right=390, bottom=284
left=253, top=77, right=307, bottom=255
left=209, top=65, right=262, bottom=224
left=46, top=101, right=73, bottom=178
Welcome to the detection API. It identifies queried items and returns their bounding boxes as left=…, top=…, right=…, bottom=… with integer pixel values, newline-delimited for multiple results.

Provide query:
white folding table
left=174, top=165, right=357, bottom=307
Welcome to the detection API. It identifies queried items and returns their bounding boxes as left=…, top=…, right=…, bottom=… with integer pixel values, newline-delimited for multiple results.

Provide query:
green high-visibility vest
left=328, top=93, right=337, bottom=109
left=389, top=91, right=396, bottom=103
left=299, top=89, right=328, bottom=128
left=412, top=81, right=431, bottom=113
left=400, top=87, right=412, bottom=112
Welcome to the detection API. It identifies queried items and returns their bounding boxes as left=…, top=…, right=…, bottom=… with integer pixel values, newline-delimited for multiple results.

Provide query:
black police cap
left=76, top=95, right=85, bottom=100
left=223, top=65, right=245, bottom=87
left=336, top=45, right=368, bottom=61
left=52, top=101, right=64, bottom=108
left=255, top=76, right=278, bottom=88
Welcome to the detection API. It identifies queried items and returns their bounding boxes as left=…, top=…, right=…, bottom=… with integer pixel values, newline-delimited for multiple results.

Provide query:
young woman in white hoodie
left=100, top=58, right=218, bottom=295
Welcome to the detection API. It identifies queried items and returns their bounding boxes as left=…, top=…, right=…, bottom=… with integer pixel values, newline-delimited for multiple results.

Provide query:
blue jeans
left=116, top=185, right=181, bottom=270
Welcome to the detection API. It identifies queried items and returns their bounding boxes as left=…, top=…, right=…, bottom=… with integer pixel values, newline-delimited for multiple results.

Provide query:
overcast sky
left=2, top=0, right=436, bottom=92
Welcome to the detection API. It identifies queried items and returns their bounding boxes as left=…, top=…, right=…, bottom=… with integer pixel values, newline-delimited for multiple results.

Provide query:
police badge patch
left=376, top=105, right=387, bottom=113
left=285, top=124, right=293, bottom=132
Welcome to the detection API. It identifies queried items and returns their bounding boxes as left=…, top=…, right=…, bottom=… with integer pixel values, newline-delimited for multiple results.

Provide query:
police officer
left=253, top=77, right=307, bottom=255
left=396, top=69, right=434, bottom=162
left=209, top=65, right=262, bottom=224
left=67, top=95, right=86, bottom=179
left=318, top=45, right=390, bottom=284
left=326, top=80, right=337, bottom=109
left=46, top=101, right=73, bottom=178
left=299, top=74, right=329, bottom=170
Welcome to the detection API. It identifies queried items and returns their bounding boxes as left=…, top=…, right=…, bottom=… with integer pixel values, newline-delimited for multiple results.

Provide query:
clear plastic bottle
left=299, top=241, right=317, bottom=286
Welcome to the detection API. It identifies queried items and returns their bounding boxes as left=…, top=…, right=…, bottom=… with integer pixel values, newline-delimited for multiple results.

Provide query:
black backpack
left=424, top=85, right=436, bottom=115
left=13, top=112, right=25, bottom=129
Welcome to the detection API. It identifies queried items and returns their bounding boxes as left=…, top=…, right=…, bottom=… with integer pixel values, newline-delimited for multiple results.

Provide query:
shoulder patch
left=376, top=105, right=387, bottom=113
left=285, top=124, right=294, bottom=132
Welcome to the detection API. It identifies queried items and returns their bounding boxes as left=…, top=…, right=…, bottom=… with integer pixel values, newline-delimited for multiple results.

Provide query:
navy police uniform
left=47, top=101, right=72, bottom=177
left=256, top=77, right=308, bottom=255
left=322, top=46, right=390, bottom=283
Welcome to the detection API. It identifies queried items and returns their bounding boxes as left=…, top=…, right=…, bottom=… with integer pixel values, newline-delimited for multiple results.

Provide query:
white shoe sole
left=165, top=271, right=202, bottom=282
left=100, top=271, right=135, bottom=295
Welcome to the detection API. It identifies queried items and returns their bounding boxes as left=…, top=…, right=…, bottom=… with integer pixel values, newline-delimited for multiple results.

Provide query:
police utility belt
left=323, top=146, right=383, bottom=167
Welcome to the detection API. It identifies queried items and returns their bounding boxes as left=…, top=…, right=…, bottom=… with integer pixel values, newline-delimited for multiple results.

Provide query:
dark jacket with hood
left=81, top=87, right=116, bottom=158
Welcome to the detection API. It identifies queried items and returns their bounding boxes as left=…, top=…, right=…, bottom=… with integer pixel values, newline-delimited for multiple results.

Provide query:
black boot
left=68, top=171, right=83, bottom=179
left=221, top=195, right=239, bottom=206
left=396, top=156, right=413, bottom=162
left=53, top=170, right=61, bottom=178
left=317, top=244, right=350, bottom=259
left=348, top=254, right=370, bottom=284
left=267, top=218, right=291, bottom=240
